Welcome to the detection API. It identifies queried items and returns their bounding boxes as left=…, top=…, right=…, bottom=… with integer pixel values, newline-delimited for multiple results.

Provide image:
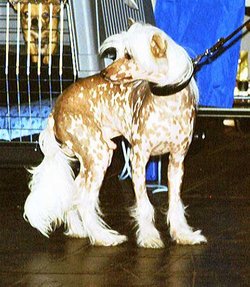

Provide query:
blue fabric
left=0, top=99, right=54, bottom=141
left=155, top=0, right=245, bottom=107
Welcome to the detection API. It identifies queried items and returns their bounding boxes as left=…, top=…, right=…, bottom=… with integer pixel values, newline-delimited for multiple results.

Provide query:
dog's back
left=52, top=74, right=144, bottom=152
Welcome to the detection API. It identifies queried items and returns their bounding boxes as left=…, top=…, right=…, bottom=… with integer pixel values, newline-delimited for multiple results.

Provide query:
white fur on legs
left=78, top=192, right=127, bottom=246
left=24, top=118, right=77, bottom=237
left=73, top=142, right=127, bottom=246
left=131, top=197, right=164, bottom=248
left=167, top=198, right=207, bottom=245
left=167, top=153, right=207, bottom=245
left=130, top=148, right=163, bottom=248
left=63, top=191, right=127, bottom=245
left=64, top=208, right=87, bottom=238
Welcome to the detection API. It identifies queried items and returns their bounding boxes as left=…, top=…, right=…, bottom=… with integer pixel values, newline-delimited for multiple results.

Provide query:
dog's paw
left=136, top=227, right=164, bottom=248
left=91, top=232, right=128, bottom=247
left=31, top=55, right=38, bottom=63
left=173, top=229, right=207, bottom=245
left=64, top=229, right=87, bottom=238
left=43, top=56, right=49, bottom=65
left=137, top=237, right=164, bottom=249
left=64, top=210, right=87, bottom=238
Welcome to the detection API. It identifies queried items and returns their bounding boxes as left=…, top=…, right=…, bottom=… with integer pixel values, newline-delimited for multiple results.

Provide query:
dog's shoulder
left=130, top=81, right=151, bottom=107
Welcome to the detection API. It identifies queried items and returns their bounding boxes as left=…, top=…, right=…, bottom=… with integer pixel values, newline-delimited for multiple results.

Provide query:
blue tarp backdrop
left=154, top=0, right=245, bottom=107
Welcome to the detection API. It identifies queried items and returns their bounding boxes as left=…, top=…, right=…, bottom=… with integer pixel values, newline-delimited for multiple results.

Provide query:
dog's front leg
left=29, top=42, right=38, bottom=63
left=43, top=40, right=58, bottom=65
left=167, top=153, right=207, bottom=245
left=130, top=145, right=164, bottom=248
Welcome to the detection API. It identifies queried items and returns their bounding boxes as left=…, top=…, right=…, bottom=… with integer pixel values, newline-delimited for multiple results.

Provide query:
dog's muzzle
left=100, top=69, right=108, bottom=79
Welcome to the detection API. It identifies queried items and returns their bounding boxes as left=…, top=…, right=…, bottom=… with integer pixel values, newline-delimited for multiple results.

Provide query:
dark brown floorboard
left=0, top=119, right=249, bottom=286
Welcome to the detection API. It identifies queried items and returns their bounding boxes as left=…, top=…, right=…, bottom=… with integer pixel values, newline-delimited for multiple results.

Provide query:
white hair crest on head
left=100, top=22, right=194, bottom=87
left=100, top=32, right=127, bottom=59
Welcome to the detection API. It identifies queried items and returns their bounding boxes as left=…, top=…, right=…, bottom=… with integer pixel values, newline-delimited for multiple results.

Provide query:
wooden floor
left=0, top=119, right=249, bottom=286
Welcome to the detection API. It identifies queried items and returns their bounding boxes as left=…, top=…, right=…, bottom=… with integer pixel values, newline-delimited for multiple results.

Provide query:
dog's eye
left=124, top=53, right=132, bottom=60
left=23, top=11, right=29, bottom=19
left=42, top=12, right=50, bottom=19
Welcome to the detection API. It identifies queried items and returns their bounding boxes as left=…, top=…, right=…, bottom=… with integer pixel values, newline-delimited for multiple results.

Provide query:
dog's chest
left=131, top=88, right=196, bottom=155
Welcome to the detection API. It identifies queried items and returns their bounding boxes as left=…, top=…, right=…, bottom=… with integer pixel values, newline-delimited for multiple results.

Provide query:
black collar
left=149, top=76, right=192, bottom=96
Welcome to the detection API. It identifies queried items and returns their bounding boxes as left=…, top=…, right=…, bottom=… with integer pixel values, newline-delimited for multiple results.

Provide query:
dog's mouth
left=101, top=70, right=134, bottom=84
left=32, top=37, right=49, bottom=48
left=29, top=30, right=54, bottom=46
left=100, top=70, right=117, bottom=83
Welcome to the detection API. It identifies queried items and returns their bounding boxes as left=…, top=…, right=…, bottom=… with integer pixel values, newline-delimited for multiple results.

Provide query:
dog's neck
left=149, top=55, right=194, bottom=96
left=149, top=75, right=192, bottom=96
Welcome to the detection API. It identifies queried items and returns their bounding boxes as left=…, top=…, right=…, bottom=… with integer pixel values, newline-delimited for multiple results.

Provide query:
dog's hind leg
left=167, top=153, right=207, bottom=245
left=64, top=207, right=87, bottom=239
left=66, top=135, right=127, bottom=246
left=130, top=146, right=164, bottom=248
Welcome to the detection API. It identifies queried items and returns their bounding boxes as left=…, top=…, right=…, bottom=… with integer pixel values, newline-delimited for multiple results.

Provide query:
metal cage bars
left=1, top=1, right=76, bottom=142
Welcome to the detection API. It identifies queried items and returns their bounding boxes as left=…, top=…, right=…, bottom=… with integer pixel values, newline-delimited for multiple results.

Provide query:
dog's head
left=100, top=22, right=194, bottom=87
left=9, top=0, right=65, bottom=32
left=101, top=32, right=168, bottom=84
left=9, top=0, right=66, bottom=63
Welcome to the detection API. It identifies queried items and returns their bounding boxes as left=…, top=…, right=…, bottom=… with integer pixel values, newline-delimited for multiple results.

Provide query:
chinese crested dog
left=24, top=22, right=207, bottom=248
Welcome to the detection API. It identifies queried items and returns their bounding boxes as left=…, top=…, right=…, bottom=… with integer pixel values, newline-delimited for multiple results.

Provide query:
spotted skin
left=24, top=21, right=207, bottom=247
left=48, top=52, right=207, bottom=247
left=103, top=56, right=206, bottom=247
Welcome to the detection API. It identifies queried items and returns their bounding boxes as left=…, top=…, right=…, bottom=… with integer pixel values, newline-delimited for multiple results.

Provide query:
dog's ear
left=150, top=33, right=167, bottom=58
left=128, top=18, right=136, bottom=28
left=8, top=0, right=20, bottom=11
left=53, top=0, right=67, bottom=15
left=43, top=0, right=67, bottom=14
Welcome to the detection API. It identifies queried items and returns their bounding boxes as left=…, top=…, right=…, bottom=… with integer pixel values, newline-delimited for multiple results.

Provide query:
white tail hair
left=24, top=116, right=76, bottom=237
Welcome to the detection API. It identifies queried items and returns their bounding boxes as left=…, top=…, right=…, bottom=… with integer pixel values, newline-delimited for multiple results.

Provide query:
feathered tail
left=24, top=115, right=76, bottom=237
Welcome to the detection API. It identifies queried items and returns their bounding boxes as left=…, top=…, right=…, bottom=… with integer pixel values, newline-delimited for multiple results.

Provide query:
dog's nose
left=31, top=18, right=39, bottom=28
left=100, top=70, right=107, bottom=78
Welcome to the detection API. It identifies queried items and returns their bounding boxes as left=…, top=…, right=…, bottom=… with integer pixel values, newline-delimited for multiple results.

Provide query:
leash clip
left=192, top=19, right=250, bottom=68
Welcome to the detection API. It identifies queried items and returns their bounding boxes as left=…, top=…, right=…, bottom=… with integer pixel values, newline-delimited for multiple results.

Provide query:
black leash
left=192, top=18, right=250, bottom=67
left=150, top=19, right=250, bottom=96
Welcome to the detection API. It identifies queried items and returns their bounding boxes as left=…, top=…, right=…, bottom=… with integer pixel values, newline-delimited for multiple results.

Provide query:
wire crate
left=0, top=0, right=154, bottom=166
